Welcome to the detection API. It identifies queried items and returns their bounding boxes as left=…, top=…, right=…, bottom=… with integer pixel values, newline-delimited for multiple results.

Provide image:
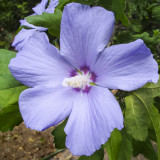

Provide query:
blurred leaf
left=0, top=103, right=22, bottom=132
left=101, top=0, right=128, bottom=26
left=100, top=0, right=111, bottom=9
left=105, top=129, right=132, bottom=160
left=154, top=96, right=160, bottom=113
left=152, top=6, right=160, bottom=21
left=148, top=128, right=157, bottom=142
left=26, top=9, right=62, bottom=37
left=0, top=49, right=27, bottom=132
left=128, top=19, right=142, bottom=33
left=74, top=0, right=96, bottom=5
left=125, top=77, right=160, bottom=158
left=111, top=0, right=128, bottom=26
left=78, top=147, right=104, bottom=160
left=52, top=119, right=67, bottom=149
left=133, top=138, right=158, bottom=160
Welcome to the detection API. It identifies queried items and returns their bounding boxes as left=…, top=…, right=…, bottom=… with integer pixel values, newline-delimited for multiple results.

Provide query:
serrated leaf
left=78, top=147, right=104, bottom=160
left=52, top=119, right=67, bottom=149
left=133, top=138, right=158, bottom=160
left=26, top=9, right=62, bottom=37
left=104, top=129, right=132, bottom=160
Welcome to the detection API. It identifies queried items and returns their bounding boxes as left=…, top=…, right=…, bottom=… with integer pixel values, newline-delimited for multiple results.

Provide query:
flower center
left=62, top=72, right=91, bottom=90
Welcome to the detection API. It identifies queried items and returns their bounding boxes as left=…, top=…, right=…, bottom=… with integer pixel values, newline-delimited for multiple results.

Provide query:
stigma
left=62, top=72, right=91, bottom=90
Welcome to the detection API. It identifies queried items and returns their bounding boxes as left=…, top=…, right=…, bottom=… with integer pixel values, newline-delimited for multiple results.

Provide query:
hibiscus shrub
left=0, top=0, right=160, bottom=159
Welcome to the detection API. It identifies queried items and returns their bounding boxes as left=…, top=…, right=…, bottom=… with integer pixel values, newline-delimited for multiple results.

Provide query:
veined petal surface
left=12, top=28, right=37, bottom=51
left=32, top=0, right=48, bottom=15
left=19, top=83, right=78, bottom=131
left=60, top=3, right=115, bottom=69
left=45, top=0, right=59, bottom=13
left=92, top=39, right=159, bottom=91
left=65, top=86, right=123, bottom=156
left=9, top=32, right=74, bottom=87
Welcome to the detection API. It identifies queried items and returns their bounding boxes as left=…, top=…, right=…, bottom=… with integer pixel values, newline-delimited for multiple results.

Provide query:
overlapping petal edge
left=12, top=0, right=59, bottom=51
left=9, top=3, right=159, bottom=156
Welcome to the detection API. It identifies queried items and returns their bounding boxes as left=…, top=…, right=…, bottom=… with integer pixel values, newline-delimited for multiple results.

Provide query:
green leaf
left=0, top=103, right=23, bottom=132
left=0, top=49, right=27, bottom=132
left=104, top=129, right=132, bottom=160
left=100, top=0, right=111, bottom=9
left=78, top=147, right=104, bottom=160
left=26, top=9, right=62, bottom=37
left=152, top=6, right=160, bottom=21
left=52, top=119, right=67, bottom=149
left=133, top=138, right=158, bottom=160
left=117, top=130, right=132, bottom=160
left=56, top=0, right=73, bottom=10
left=148, top=128, right=157, bottom=142
left=111, top=0, right=129, bottom=26
left=125, top=77, right=160, bottom=159
left=0, top=49, right=23, bottom=90
left=0, top=86, right=27, bottom=108
left=125, top=94, right=149, bottom=141
left=146, top=105, right=160, bottom=160
left=101, top=0, right=128, bottom=26
left=105, top=129, right=122, bottom=160
left=74, top=0, right=96, bottom=5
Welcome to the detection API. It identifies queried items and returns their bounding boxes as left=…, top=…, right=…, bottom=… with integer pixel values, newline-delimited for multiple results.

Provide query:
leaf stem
left=40, top=149, right=65, bottom=160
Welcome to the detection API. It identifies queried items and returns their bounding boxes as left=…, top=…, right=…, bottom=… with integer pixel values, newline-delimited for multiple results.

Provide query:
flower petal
left=32, top=0, right=48, bottom=15
left=12, top=28, right=37, bottom=51
left=20, top=19, right=47, bottom=31
left=60, top=3, right=115, bottom=69
left=9, top=32, right=74, bottom=87
left=45, top=0, right=59, bottom=13
left=65, top=86, right=123, bottom=156
left=19, top=83, right=78, bottom=131
left=92, top=39, right=159, bottom=91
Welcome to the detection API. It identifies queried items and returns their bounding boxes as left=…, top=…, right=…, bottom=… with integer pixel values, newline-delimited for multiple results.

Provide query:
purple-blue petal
left=92, top=39, right=159, bottom=91
left=45, top=0, right=59, bottom=13
left=65, top=86, right=123, bottom=156
left=32, top=0, right=48, bottom=15
left=20, top=19, right=47, bottom=31
left=60, top=3, right=115, bottom=70
left=12, top=28, right=37, bottom=51
left=9, top=32, right=74, bottom=87
left=19, top=83, right=78, bottom=131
